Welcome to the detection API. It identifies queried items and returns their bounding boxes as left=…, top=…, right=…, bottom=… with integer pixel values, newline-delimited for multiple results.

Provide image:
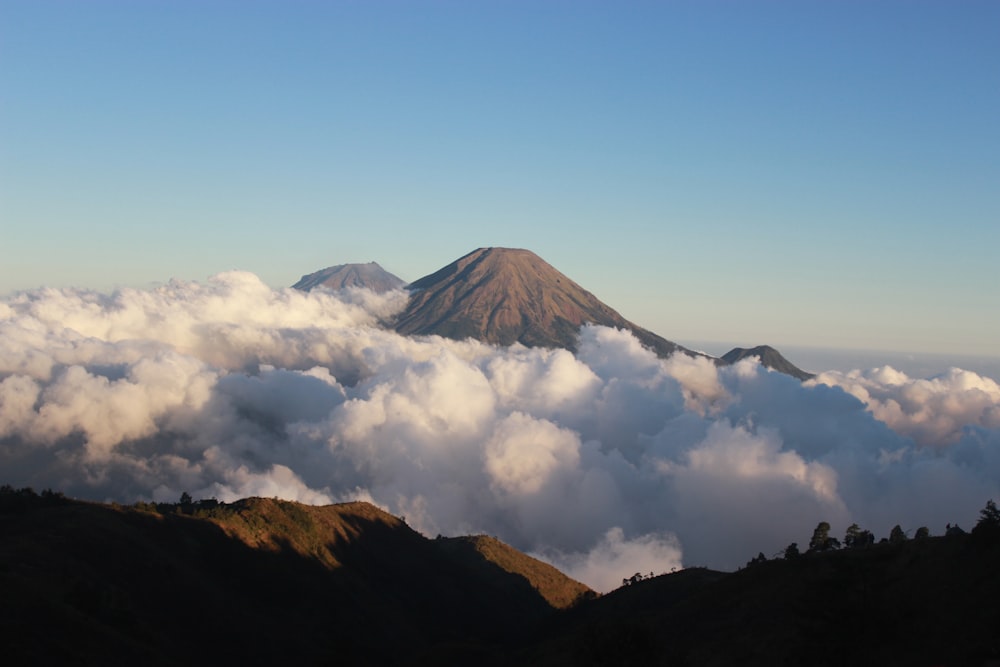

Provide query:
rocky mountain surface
left=393, top=247, right=691, bottom=358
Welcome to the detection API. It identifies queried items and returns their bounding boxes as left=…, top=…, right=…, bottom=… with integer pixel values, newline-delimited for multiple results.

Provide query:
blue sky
left=2, top=1, right=998, bottom=358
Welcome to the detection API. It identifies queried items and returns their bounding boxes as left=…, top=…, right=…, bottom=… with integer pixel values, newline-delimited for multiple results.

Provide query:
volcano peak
left=395, top=247, right=687, bottom=356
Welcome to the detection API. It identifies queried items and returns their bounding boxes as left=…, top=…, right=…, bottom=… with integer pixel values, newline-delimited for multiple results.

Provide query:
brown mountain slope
left=0, top=491, right=589, bottom=665
left=436, top=535, right=594, bottom=610
left=293, top=261, right=405, bottom=293
left=393, top=247, right=690, bottom=358
left=207, top=499, right=594, bottom=611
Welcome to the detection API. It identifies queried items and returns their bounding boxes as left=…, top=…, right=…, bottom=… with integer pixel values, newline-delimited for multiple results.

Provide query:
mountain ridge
left=0, top=489, right=591, bottom=664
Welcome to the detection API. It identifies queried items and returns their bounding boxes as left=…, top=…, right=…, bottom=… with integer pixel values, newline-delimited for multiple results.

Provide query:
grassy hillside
left=0, top=489, right=584, bottom=665
left=3, top=487, right=997, bottom=666
left=435, top=534, right=595, bottom=610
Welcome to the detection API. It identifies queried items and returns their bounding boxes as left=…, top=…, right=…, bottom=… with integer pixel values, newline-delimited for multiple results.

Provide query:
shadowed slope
left=394, top=247, right=690, bottom=358
left=0, top=492, right=586, bottom=665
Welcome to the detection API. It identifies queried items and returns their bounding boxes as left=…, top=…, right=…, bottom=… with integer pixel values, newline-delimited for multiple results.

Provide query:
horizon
left=2, top=2, right=999, bottom=592
left=2, top=1, right=998, bottom=358
left=5, top=252, right=999, bottom=380
left=4, top=247, right=999, bottom=381
left=4, top=252, right=999, bottom=369
left=682, top=339, right=1000, bottom=382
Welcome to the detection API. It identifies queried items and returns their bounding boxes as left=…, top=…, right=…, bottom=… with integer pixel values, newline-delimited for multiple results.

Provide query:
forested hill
left=2, top=487, right=998, bottom=666
left=518, top=506, right=1000, bottom=666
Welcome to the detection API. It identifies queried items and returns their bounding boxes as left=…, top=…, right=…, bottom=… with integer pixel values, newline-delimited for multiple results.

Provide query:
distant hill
left=3, top=487, right=998, bottom=665
left=293, top=261, right=405, bottom=293
left=393, top=247, right=691, bottom=358
left=721, top=345, right=814, bottom=380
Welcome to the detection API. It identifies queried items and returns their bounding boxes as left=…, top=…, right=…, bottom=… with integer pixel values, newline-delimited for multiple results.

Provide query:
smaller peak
left=292, top=261, right=405, bottom=293
left=720, top=345, right=814, bottom=381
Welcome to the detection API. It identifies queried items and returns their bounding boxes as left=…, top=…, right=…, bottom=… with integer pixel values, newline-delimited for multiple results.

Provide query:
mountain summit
left=393, top=247, right=690, bottom=357
left=293, top=261, right=405, bottom=293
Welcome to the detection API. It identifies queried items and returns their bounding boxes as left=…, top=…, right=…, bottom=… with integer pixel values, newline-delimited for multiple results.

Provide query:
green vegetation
left=807, top=520, right=841, bottom=552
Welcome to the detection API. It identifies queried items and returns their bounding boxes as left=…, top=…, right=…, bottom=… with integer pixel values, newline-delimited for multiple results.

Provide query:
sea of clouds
left=2, top=272, right=999, bottom=591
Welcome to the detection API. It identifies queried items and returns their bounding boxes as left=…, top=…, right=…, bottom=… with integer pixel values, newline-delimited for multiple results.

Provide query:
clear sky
left=2, top=0, right=998, bottom=358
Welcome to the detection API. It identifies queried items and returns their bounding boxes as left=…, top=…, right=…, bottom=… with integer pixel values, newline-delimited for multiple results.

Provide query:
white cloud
left=485, top=412, right=581, bottom=496
left=1, top=274, right=998, bottom=590
left=541, top=527, right=684, bottom=594
left=809, top=366, right=1000, bottom=445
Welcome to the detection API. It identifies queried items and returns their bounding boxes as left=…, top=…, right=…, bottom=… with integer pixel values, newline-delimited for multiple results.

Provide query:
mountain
left=721, top=345, right=814, bottom=380
left=0, top=489, right=591, bottom=665
left=393, top=247, right=691, bottom=358
left=293, top=261, right=405, bottom=293
left=293, top=248, right=813, bottom=379
left=5, top=487, right=999, bottom=665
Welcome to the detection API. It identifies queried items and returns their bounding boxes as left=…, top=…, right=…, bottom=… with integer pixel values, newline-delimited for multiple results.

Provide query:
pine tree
left=972, top=499, right=1000, bottom=545
left=809, top=521, right=831, bottom=552
left=979, top=499, right=1000, bottom=527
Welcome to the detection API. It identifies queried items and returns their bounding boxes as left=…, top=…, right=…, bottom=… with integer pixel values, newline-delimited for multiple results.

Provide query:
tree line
left=768, top=498, right=1000, bottom=565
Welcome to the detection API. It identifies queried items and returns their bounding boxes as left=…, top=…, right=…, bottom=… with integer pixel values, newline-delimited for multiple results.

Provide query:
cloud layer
left=2, top=274, right=999, bottom=591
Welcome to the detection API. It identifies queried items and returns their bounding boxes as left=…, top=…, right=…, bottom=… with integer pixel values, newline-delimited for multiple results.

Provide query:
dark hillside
left=5, top=488, right=996, bottom=666
left=518, top=534, right=1000, bottom=666
left=0, top=491, right=581, bottom=665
